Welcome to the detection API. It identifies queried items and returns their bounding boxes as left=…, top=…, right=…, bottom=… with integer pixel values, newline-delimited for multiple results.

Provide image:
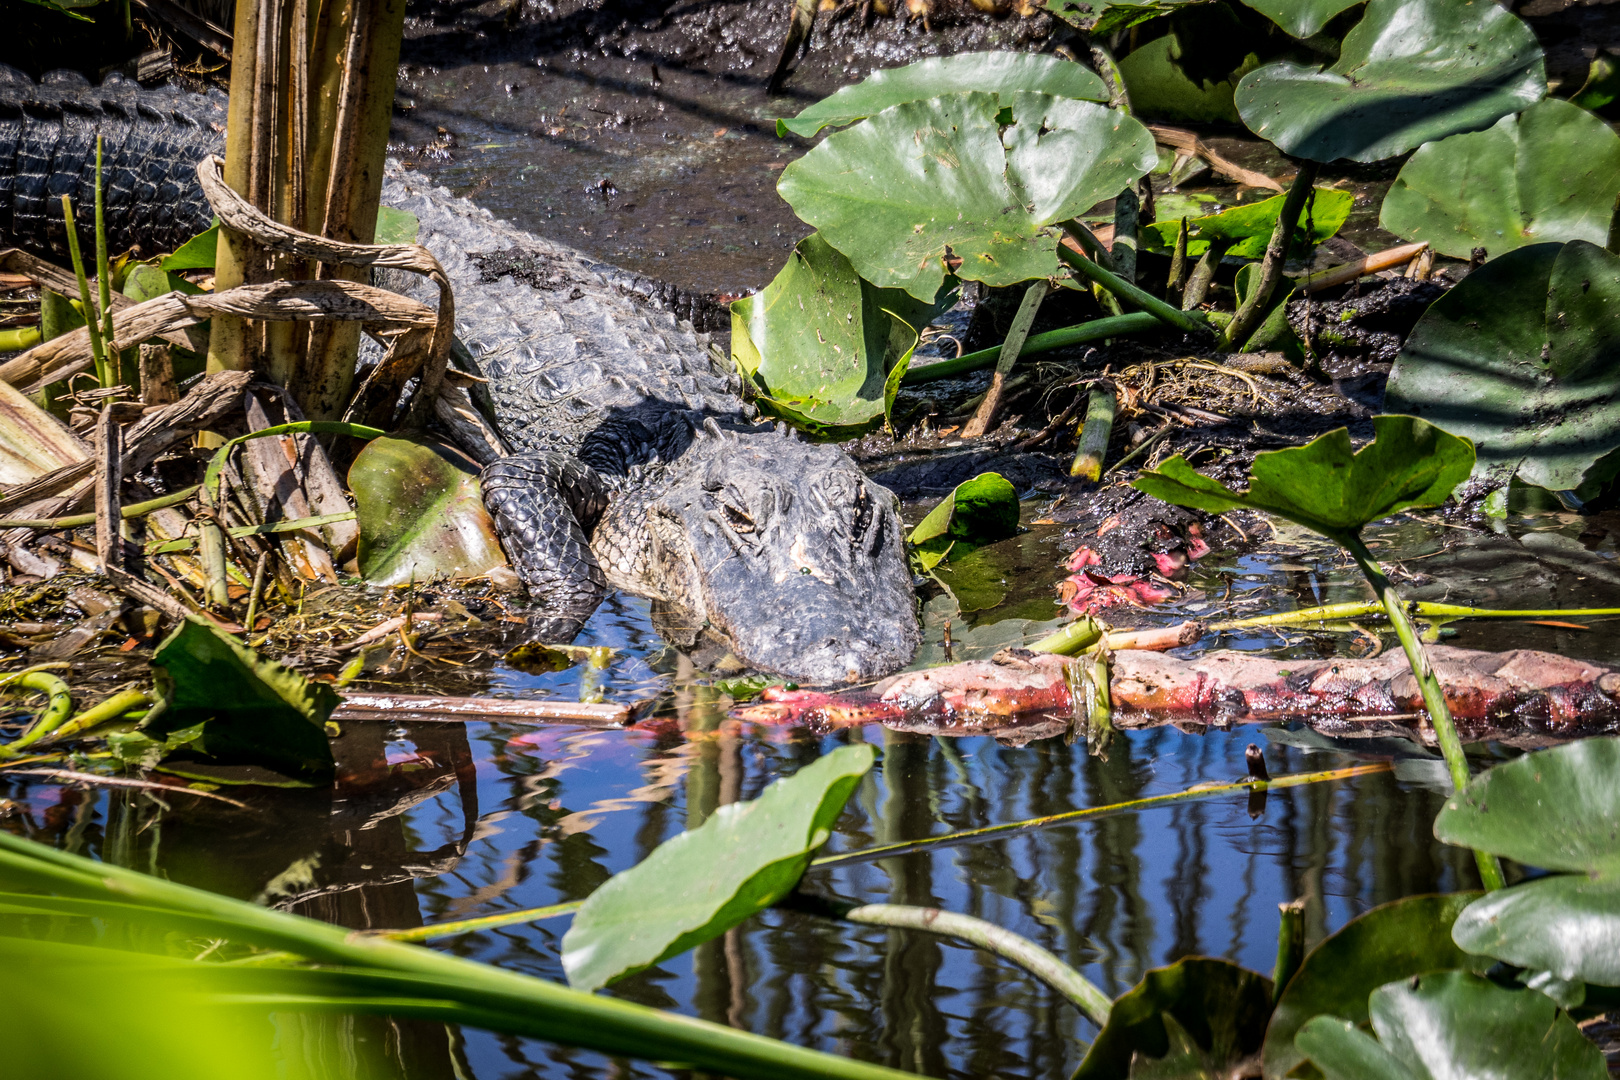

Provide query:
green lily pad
left=560, top=743, right=874, bottom=991
left=349, top=434, right=509, bottom=586
left=1234, top=0, right=1546, bottom=163
left=1380, top=99, right=1620, bottom=259
left=1435, top=737, right=1620, bottom=985
left=1262, top=893, right=1487, bottom=1080
left=1133, top=415, right=1475, bottom=544
left=373, top=205, right=420, bottom=245
left=1072, top=957, right=1273, bottom=1079
left=908, top=471, right=1020, bottom=573
left=778, top=91, right=1158, bottom=302
left=1143, top=187, right=1353, bottom=259
left=122, top=263, right=200, bottom=303
left=1117, top=32, right=1257, bottom=124
left=1236, top=0, right=1360, bottom=39
left=1385, top=240, right=1620, bottom=492
left=730, top=233, right=953, bottom=431
left=158, top=222, right=219, bottom=271
left=1294, top=971, right=1606, bottom=1080
left=777, top=51, right=1107, bottom=138
left=147, top=617, right=337, bottom=784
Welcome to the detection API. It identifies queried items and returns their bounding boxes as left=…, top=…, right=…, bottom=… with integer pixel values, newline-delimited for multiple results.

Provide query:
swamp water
left=9, top=32, right=1620, bottom=1080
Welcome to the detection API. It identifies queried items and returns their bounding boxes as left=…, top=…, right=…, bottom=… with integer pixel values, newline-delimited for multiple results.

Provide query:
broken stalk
left=1342, top=531, right=1505, bottom=890
left=1167, top=216, right=1189, bottom=306
left=59, top=195, right=111, bottom=387
left=1181, top=236, right=1231, bottom=311
left=1070, top=382, right=1117, bottom=479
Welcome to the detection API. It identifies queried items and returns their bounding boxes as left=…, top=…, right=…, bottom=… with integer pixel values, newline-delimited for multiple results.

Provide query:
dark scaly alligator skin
left=0, top=68, right=921, bottom=684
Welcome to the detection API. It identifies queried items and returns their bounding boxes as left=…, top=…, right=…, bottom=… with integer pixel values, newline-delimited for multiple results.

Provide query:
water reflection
left=5, top=508, right=1612, bottom=1076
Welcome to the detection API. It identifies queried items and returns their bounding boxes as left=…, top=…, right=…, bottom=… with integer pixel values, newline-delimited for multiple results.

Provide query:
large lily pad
left=1143, top=187, right=1353, bottom=260
left=349, top=434, right=509, bottom=586
left=778, top=91, right=1158, bottom=302
left=730, top=233, right=952, bottom=431
left=777, top=51, right=1107, bottom=138
left=560, top=744, right=873, bottom=991
left=1236, top=0, right=1360, bottom=39
left=1234, top=0, right=1546, bottom=163
left=147, top=617, right=337, bottom=784
left=1072, top=958, right=1273, bottom=1079
left=1133, top=415, right=1475, bottom=544
left=1385, top=240, right=1620, bottom=492
left=1436, top=737, right=1620, bottom=985
left=1294, top=971, right=1606, bottom=1080
left=1380, top=99, right=1620, bottom=259
left=1262, top=893, right=1487, bottom=1080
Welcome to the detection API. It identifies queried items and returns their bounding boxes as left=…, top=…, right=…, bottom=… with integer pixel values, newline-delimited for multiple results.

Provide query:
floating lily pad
left=1235, top=0, right=1546, bottom=163
left=349, top=434, right=509, bottom=586
left=1436, top=737, right=1620, bottom=985
left=778, top=91, right=1158, bottom=302
left=1295, top=971, right=1606, bottom=1080
left=561, top=744, right=873, bottom=991
left=1385, top=240, right=1620, bottom=492
left=731, top=233, right=952, bottom=431
left=1133, top=415, right=1475, bottom=544
left=777, top=51, right=1107, bottom=138
left=1263, top=893, right=1487, bottom=1079
left=147, top=617, right=337, bottom=784
left=1072, top=957, right=1272, bottom=1079
left=908, top=471, right=1020, bottom=573
left=1379, top=99, right=1620, bottom=260
left=1143, top=187, right=1353, bottom=259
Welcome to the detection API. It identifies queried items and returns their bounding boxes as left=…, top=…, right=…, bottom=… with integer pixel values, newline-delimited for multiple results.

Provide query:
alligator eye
left=723, top=504, right=756, bottom=533
left=850, top=484, right=873, bottom=543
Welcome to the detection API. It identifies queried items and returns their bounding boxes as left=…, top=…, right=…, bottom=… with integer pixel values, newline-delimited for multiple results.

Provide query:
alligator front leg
left=481, top=452, right=610, bottom=640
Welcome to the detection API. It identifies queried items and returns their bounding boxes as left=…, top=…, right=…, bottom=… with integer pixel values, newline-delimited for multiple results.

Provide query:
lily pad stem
left=0, top=670, right=75, bottom=756
left=1056, top=230, right=1211, bottom=337
left=904, top=312, right=1160, bottom=384
left=1343, top=530, right=1505, bottom=890
left=1221, top=160, right=1318, bottom=349
left=45, top=688, right=152, bottom=744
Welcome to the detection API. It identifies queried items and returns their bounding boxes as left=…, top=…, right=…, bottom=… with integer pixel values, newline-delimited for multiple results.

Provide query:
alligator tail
left=0, top=66, right=226, bottom=261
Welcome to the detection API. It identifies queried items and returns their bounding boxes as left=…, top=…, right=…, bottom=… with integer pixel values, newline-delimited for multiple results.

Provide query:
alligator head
left=626, top=423, right=920, bottom=685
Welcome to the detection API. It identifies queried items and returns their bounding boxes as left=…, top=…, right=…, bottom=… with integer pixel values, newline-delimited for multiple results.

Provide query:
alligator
left=0, top=67, right=921, bottom=684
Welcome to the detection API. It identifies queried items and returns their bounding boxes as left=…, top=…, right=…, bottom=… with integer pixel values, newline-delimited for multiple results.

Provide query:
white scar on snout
left=775, top=535, right=834, bottom=585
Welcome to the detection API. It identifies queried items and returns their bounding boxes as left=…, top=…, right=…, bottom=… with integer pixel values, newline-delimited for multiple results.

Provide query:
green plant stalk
left=1064, top=218, right=1118, bottom=273
left=1070, top=383, right=1116, bottom=479
left=1181, top=237, right=1230, bottom=311
left=44, top=688, right=152, bottom=743
left=1026, top=616, right=1104, bottom=655
left=1342, top=532, right=1505, bottom=891
left=1220, top=161, right=1319, bottom=349
left=146, top=511, right=363, bottom=555
left=377, top=900, right=584, bottom=943
left=903, top=312, right=1161, bottom=384
left=0, top=485, right=200, bottom=530
left=1167, top=216, right=1189, bottom=305
left=93, top=136, right=118, bottom=388
left=0, top=833, right=918, bottom=1080
left=810, top=763, right=1390, bottom=869
left=1056, top=235, right=1210, bottom=337
left=839, top=902, right=1112, bottom=1025
left=59, top=195, right=109, bottom=386
left=0, top=670, right=74, bottom=756
left=1272, top=898, right=1305, bottom=1006
left=1211, top=599, right=1620, bottom=632
left=205, top=421, right=384, bottom=504
left=0, top=328, right=40, bottom=353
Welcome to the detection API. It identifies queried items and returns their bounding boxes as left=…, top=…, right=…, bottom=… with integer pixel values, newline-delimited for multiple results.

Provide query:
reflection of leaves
left=1437, top=737, right=1620, bottom=985
left=730, top=233, right=952, bottom=431
left=778, top=51, right=1106, bottom=137
left=1262, top=894, right=1487, bottom=1079
left=1295, top=972, right=1606, bottom=1080
left=1073, top=958, right=1272, bottom=1079
left=1380, top=99, right=1620, bottom=259
left=1235, top=0, right=1545, bottom=163
left=561, top=745, right=874, bottom=991
left=1133, top=416, right=1474, bottom=544
left=779, top=91, right=1157, bottom=302
left=1386, top=241, right=1620, bottom=492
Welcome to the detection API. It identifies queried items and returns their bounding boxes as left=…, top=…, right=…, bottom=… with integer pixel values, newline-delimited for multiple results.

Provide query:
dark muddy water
left=11, top=27, right=1620, bottom=1078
